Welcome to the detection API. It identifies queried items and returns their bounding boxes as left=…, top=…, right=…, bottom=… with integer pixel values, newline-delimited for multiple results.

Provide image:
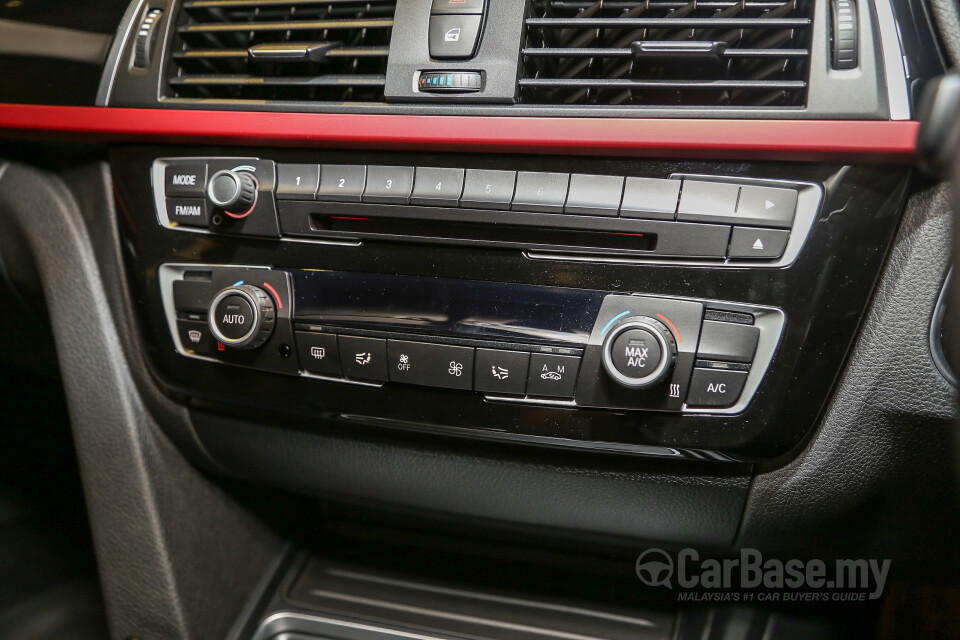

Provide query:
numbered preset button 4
left=411, top=167, right=465, bottom=207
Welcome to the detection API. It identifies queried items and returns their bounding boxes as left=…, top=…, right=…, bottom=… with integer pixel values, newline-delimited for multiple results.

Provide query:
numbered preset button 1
left=363, top=166, right=415, bottom=204
left=511, top=171, right=570, bottom=213
left=275, top=164, right=320, bottom=200
left=460, top=169, right=517, bottom=209
left=317, top=165, right=367, bottom=202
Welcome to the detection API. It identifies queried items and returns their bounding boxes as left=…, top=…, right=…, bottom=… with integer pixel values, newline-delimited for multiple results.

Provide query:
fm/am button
left=166, top=198, right=209, bottom=228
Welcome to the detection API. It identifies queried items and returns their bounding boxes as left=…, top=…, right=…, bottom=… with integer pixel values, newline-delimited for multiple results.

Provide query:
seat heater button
left=686, top=368, right=748, bottom=407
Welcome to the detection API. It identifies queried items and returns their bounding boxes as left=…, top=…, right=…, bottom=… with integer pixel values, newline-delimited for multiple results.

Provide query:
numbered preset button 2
left=317, top=165, right=367, bottom=202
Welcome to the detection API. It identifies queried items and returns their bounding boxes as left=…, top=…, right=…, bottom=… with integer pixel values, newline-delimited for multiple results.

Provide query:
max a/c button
left=686, top=368, right=748, bottom=408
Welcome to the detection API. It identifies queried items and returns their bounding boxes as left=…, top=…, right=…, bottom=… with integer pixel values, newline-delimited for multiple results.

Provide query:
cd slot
left=278, top=201, right=732, bottom=258
left=311, top=214, right=658, bottom=253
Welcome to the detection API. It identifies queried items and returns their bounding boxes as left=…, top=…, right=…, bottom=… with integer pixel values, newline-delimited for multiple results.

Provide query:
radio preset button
left=411, top=167, right=465, bottom=207
left=460, top=169, right=516, bottom=209
left=676, top=180, right=741, bottom=223
left=296, top=332, right=341, bottom=376
left=338, top=336, right=387, bottom=381
left=363, top=166, right=415, bottom=204
left=564, top=174, right=624, bottom=217
left=526, top=353, right=580, bottom=398
left=317, top=165, right=366, bottom=202
left=165, top=164, right=207, bottom=197
left=276, top=164, right=320, bottom=200
left=512, top=172, right=570, bottom=213
left=620, top=177, right=680, bottom=220
left=474, top=348, right=530, bottom=395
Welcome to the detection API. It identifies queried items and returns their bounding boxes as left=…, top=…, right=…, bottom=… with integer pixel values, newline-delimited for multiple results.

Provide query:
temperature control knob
left=601, top=317, right=677, bottom=388
left=208, top=285, right=275, bottom=350
left=207, top=169, right=257, bottom=217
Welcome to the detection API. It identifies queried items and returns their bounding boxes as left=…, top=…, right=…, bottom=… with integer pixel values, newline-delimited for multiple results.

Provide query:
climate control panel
left=159, top=265, right=784, bottom=414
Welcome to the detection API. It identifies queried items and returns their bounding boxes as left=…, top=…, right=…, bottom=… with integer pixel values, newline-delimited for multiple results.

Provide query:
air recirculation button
left=602, top=318, right=677, bottom=388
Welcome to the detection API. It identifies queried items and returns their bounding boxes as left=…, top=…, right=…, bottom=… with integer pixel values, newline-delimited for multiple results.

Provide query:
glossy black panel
left=292, top=270, right=604, bottom=344
left=110, top=144, right=911, bottom=460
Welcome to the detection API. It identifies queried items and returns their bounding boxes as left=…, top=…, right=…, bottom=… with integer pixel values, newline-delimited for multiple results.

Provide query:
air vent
left=167, top=0, right=396, bottom=103
left=520, top=0, right=813, bottom=107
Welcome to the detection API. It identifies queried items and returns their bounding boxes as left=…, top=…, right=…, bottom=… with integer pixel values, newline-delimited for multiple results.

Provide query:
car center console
left=110, top=145, right=911, bottom=460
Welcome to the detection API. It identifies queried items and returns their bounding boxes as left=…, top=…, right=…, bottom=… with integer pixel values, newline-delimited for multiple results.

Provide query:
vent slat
left=174, top=47, right=390, bottom=59
left=167, top=0, right=395, bottom=102
left=523, top=47, right=810, bottom=58
left=519, top=78, right=806, bottom=89
left=179, top=18, right=394, bottom=33
left=520, top=0, right=813, bottom=107
left=171, top=74, right=386, bottom=86
left=525, top=17, right=810, bottom=27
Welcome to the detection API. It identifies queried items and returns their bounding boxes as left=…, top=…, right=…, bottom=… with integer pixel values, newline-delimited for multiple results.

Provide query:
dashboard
left=0, top=0, right=958, bottom=638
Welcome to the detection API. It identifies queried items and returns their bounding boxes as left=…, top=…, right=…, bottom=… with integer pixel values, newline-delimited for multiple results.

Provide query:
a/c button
left=686, top=368, right=748, bottom=408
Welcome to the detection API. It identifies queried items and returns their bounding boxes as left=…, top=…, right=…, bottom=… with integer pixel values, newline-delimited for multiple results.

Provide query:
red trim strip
left=0, top=103, right=919, bottom=163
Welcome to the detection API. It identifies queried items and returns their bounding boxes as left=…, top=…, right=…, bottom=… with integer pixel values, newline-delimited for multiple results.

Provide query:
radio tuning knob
left=601, top=316, right=677, bottom=389
left=208, top=285, right=275, bottom=350
left=207, top=169, right=258, bottom=218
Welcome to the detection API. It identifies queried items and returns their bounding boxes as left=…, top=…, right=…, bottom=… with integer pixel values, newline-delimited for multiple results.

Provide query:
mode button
left=164, top=163, right=207, bottom=197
